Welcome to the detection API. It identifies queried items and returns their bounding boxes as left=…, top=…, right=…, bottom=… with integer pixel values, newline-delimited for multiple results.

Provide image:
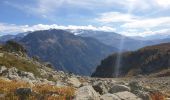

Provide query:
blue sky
left=0, top=0, right=170, bottom=36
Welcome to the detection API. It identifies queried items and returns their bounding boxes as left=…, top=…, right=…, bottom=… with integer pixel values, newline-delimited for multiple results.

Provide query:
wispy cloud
left=122, top=17, right=170, bottom=29
left=95, top=11, right=170, bottom=36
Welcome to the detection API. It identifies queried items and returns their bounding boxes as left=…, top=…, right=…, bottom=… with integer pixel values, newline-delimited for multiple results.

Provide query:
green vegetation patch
left=0, top=52, right=40, bottom=77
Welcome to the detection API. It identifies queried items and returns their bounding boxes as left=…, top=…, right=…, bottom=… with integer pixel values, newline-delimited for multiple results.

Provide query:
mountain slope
left=92, top=43, right=170, bottom=78
left=76, top=30, right=154, bottom=51
left=0, top=32, right=28, bottom=43
left=144, top=34, right=170, bottom=40
left=20, top=29, right=117, bottom=75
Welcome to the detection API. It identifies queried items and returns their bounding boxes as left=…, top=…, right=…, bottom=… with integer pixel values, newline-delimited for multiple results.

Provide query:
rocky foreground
left=0, top=65, right=170, bottom=100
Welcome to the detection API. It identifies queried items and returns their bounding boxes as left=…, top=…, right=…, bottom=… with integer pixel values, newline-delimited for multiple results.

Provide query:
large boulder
left=0, top=66, right=7, bottom=74
left=74, top=85, right=100, bottom=100
left=0, top=53, right=4, bottom=58
left=68, top=77, right=81, bottom=88
left=129, top=81, right=151, bottom=100
left=100, top=93, right=121, bottom=100
left=109, top=84, right=130, bottom=93
left=16, top=88, right=32, bottom=95
left=136, top=90, right=151, bottom=100
left=16, top=88, right=32, bottom=100
left=129, top=81, right=143, bottom=92
left=92, top=81, right=108, bottom=95
left=56, top=81, right=66, bottom=87
left=114, top=91, right=142, bottom=100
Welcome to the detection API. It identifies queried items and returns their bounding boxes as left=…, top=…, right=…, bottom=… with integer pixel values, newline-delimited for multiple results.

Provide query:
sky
left=0, top=0, right=170, bottom=37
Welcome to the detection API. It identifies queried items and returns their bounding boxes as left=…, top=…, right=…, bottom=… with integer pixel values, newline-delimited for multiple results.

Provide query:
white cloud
left=0, top=23, right=29, bottom=35
left=96, top=11, right=170, bottom=29
left=122, top=17, right=170, bottom=29
left=0, top=23, right=116, bottom=35
left=95, top=11, right=170, bottom=36
left=156, top=0, right=170, bottom=8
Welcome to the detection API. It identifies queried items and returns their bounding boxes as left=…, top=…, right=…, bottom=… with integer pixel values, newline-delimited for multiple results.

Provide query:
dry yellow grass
left=150, top=91, right=166, bottom=100
left=0, top=78, right=75, bottom=100
left=0, top=52, right=41, bottom=77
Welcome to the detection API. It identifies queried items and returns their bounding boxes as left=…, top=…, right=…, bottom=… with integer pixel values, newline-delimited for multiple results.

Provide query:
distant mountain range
left=1, top=29, right=170, bottom=51
left=0, top=32, right=28, bottom=43
left=74, top=30, right=154, bottom=51
left=144, top=34, right=170, bottom=40
left=92, top=43, right=170, bottom=78
left=18, top=29, right=117, bottom=75
left=72, top=30, right=170, bottom=51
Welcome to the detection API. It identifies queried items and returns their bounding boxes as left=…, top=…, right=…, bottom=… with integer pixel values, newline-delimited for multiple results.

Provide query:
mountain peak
left=19, top=29, right=117, bottom=75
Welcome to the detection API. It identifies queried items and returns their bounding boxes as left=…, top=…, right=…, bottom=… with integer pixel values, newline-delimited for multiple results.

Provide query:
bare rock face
left=74, top=85, right=100, bottom=100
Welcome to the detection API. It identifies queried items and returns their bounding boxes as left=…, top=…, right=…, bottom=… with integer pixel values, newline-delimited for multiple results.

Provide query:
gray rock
left=136, top=91, right=151, bottom=100
left=56, top=81, right=66, bottom=87
left=0, top=93, right=6, bottom=98
left=81, top=82, right=89, bottom=86
left=109, top=84, right=130, bottom=93
left=16, top=88, right=32, bottom=100
left=8, top=75, right=21, bottom=80
left=16, top=88, right=32, bottom=95
left=0, top=66, right=7, bottom=74
left=114, top=91, right=142, bottom=100
left=0, top=53, right=4, bottom=57
left=8, top=67, right=18, bottom=76
left=74, top=85, right=100, bottom=100
left=68, top=77, right=81, bottom=88
left=92, top=81, right=108, bottom=94
left=21, top=77, right=35, bottom=86
left=129, top=81, right=143, bottom=92
left=18, top=71, right=35, bottom=80
left=129, top=81, right=151, bottom=100
left=7, top=68, right=20, bottom=80
left=100, top=93, right=121, bottom=100
left=40, top=79, right=55, bottom=85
